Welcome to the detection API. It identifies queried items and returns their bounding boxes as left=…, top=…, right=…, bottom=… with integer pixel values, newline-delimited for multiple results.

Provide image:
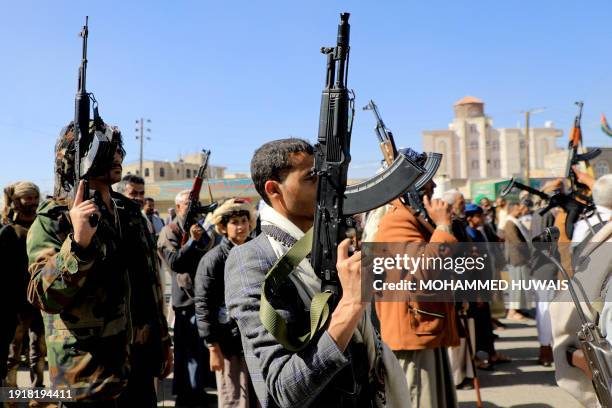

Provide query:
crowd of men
left=1, top=121, right=611, bottom=408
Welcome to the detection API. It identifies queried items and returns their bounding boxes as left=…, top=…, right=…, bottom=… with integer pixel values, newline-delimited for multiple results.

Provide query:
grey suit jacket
left=225, top=233, right=363, bottom=408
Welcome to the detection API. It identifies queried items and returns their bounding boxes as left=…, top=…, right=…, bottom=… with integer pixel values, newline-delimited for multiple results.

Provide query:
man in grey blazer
left=225, top=138, right=376, bottom=408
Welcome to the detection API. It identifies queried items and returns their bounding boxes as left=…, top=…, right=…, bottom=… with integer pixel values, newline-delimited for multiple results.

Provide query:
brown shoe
left=538, top=345, right=554, bottom=367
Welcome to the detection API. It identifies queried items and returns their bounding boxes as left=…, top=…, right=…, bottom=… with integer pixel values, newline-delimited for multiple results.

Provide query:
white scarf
left=259, top=205, right=410, bottom=408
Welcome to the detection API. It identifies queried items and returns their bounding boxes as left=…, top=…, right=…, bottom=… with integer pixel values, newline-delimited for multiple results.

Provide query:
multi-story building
left=122, top=151, right=226, bottom=184
left=422, top=96, right=563, bottom=180
left=543, top=147, right=612, bottom=179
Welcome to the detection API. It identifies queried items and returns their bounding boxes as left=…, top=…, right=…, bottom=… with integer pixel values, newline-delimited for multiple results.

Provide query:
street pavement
left=15, top=317, right=582, bottom=407
left=456, top=317, right=581, bottom=408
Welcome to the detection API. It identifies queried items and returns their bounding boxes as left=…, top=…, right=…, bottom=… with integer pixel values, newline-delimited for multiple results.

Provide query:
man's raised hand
left=70, top=180, right=100, bottom=249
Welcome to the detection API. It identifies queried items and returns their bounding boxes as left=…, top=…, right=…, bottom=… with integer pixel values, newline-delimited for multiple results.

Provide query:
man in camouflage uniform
left=0, top=181, right=45, bottom=392
left=27, top=123, right=171, bottom=406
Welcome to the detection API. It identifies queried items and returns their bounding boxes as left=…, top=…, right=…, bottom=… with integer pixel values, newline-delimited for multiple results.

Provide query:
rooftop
left=454, top=96, right=484, bottom=106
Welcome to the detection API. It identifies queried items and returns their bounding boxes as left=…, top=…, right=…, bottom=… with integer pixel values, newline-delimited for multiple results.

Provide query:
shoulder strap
left=259, top=227, right=332, bottom=352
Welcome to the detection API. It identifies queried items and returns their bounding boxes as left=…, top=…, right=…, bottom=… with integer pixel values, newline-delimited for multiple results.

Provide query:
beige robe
left=550, top=221, right=612, bottom=407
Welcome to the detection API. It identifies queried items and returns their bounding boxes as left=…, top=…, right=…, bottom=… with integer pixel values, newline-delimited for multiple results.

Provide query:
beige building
left=543, top=147, right=612, bottom=179
left=123, top=151, right=226, bottom=184
left=423, top=96, right=563, bottom=180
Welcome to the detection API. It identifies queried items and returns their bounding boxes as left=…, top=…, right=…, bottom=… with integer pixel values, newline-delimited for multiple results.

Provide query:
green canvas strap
left=259, top=227, right=332, bottom=352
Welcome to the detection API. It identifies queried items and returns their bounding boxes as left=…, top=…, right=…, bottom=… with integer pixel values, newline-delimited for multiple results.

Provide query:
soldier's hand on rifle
left=189, top=223, right=205, bottom=242
left=423, top=195, right=451, bottom=227
left=336, top=238, right=366, bottom=307
left=327, top=238, right=366, bottom=351
left=571, top=165, right=595, bottom=190
left=70, top=180, right=101, bottom=249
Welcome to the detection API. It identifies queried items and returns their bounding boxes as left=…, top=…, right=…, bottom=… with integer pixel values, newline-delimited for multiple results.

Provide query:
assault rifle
left=533, top=227, right=612, bottom=407
left=502, top=102, right=602, bottom=239
left=180, top=149, right=218, bottom=245
left=500, top=177, right=592, bottom=220
left=311, top=14, right=425, bottom=306
left=565, top=101, right=601, bottom=202
left=362, top=99, right=441, bottom=226
left=73, top=17, right=121, bottom=226
left=259, top=13, right=426, bottom=353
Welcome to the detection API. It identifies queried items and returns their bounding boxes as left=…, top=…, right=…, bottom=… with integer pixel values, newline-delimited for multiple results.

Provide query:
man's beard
left=15, top=203, right=37, bottom=217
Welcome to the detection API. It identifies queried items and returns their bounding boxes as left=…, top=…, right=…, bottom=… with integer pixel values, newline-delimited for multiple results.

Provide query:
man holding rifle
left=157, top=189, right=216, bottom=406
left=374, top=163, right=460, bottom=408
left=27, top=123, right=171, bottom=405
left=26, top=16, right=170, bottom=406
left=224, top=12, right=428, bottom=407
left=225, top=138, right=409, bottom=407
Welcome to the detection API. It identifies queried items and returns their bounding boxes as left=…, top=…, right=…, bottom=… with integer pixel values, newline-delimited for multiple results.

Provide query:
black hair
left=220, top=210, right=251, bottom=227
left=114, top=174, right=145, bottom=194
left=144, top=197, right=155, bottom=203
left=250, top=138, right=314, bottom=205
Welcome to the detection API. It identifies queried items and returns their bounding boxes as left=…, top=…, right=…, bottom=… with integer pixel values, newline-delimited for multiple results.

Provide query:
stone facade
left=423, top=96, right=563, bottom=180
left=122, top=151, right=226, bottom=184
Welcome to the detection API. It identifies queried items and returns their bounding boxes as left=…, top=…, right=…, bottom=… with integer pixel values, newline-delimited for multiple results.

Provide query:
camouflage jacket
left=26, top=192, right=170, bottom=402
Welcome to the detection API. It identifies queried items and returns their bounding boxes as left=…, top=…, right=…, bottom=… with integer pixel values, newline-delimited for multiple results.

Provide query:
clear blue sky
left=1, top=0, right=611, bottom=194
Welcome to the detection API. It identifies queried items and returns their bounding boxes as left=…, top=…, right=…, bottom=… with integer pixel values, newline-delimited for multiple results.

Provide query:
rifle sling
left=259, top=227, right=332, bottom=352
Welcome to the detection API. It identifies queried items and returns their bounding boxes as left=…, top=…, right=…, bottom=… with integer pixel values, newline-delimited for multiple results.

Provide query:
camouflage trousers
left=6, top=310, right=46, bottom=388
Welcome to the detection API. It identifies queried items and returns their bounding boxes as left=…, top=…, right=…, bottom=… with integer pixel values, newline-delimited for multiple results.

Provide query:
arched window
left=469, top=141, right=478, bottom=150
left=186, top=169, right=191, bottom=179
left=144, top=168, right=150, bottom=177
left=160, top=167, right=165, bottom=178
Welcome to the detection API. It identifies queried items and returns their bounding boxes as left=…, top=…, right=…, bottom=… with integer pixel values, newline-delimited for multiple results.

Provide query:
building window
left=186, top=169, right=191, bottom=179
left=494, top=159, right=500, bottom=169
left=471, top=160, right=479, bottom=169
left=520, top=140, right=525, bottom=149
left=595, top=160, right=610, bottom=177
left=177, top=169, right=180, bottom=175
left=469, top=141, right=478, bottom=150
left=160, top=167, right=165, bottom=178
left=470, top=124, right=477, bottom=133
left=492, top=141, right=499, bottom=150
left=144, top=168, right=150, bottom=177
left=135, top=170, right=139, bottom=175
